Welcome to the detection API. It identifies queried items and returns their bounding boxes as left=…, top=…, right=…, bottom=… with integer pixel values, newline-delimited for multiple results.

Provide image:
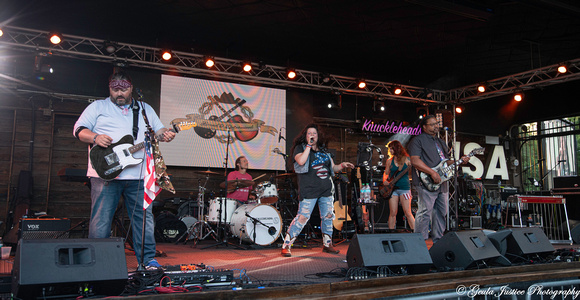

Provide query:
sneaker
left=145, top=259, right=163, bottom=270
left=281, top=248, right=292, bottom=257
left=322, top=245, right=340, bottom=254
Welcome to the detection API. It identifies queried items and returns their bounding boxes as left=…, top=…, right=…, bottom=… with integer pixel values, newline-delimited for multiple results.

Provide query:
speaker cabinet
left=490, top=227, right=554, bottom=256
left=429, top=230, right=500, bottom=270
left=12, top=238, right=128, bottom=299
left=346, top=233, right=433, bottom=274
left=19, top=218, right=71, bottom=240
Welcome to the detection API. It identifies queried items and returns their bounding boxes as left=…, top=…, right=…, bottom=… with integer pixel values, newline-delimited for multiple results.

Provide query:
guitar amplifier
left=18, top=218, right=71, bottom=240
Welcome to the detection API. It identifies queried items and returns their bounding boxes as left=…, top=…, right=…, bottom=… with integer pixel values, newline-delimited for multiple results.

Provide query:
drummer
left=226, top=156, right=255, bottom=204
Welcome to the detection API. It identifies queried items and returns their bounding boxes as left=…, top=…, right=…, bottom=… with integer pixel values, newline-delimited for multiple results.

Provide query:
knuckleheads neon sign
left=362, top=119, right=421, bottom=135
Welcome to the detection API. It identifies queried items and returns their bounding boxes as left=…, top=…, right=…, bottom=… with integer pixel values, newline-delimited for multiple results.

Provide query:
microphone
left=443, top=126, right=453, bottom=132
left=268, top=226, right=276, bottom=236
left=272, top=148, right=288, bottom=157
left=559, top=160, right=567, bottom=163
left=278, top=128, right=286, bottom=143
left=538, top=158, right=546, bottom=162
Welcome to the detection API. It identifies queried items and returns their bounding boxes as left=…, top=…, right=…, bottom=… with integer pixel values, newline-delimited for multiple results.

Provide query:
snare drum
left=255, top=181, right=279, bottom=204
left=207, top=197, right=237, bottom=224
left=230, top=204, right=282, bottom=246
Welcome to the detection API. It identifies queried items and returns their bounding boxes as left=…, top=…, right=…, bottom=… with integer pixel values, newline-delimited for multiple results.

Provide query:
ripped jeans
left=286, top=196, right=335, bottom=239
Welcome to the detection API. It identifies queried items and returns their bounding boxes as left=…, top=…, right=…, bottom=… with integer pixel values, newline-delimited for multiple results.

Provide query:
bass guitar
left=90, top=126, right=180, bottom=180
left=379, top=166, right=409, bottom=198
left=419, top=147, right=484, bottom=192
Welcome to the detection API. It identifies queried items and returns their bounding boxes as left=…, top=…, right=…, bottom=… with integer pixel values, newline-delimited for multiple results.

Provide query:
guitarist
left=382, top=140, right=414, bottom=232
left=407, top=115, right=469, bottom=244
left=73, top=71, right=176, bottom=270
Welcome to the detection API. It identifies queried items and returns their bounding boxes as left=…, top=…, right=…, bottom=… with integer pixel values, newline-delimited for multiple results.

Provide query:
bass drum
left=230, top=204, right=282, bottom=246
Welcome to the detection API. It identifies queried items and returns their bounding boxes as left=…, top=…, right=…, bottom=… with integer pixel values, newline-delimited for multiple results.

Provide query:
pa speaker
left=501, top=227, right=554, bottom=256
left=429, top=230, right=500, bottom=270
left=12, top=238, right=128, bottom=299
left=346, top=233, right=433, bottom=274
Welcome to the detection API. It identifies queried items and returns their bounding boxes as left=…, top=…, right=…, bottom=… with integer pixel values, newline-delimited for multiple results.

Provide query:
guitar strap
left=132, top=100, right=140, bottom=140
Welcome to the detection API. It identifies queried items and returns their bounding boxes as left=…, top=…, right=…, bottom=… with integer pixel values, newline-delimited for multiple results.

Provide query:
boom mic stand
left=245, top=212, right=277, bottom=245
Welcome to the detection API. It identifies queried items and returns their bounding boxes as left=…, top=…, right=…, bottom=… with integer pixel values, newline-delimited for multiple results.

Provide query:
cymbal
left=274, top=173, right=296, bottom=179
left=220, top=179, right=254, bottom=192
left=195, top=170, right=221, bottom=176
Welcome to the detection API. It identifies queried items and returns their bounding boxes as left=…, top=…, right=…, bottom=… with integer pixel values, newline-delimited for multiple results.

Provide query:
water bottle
left=363, top=184, right=371, bottom=203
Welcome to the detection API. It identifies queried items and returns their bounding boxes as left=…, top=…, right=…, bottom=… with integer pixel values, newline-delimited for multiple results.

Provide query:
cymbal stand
left=176, top=174, right=218, bottom=246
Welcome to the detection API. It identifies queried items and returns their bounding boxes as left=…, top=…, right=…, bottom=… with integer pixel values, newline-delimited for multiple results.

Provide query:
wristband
left=306, top=144, right=312, bottom=148
left=93, top=134, right=99, bottom=144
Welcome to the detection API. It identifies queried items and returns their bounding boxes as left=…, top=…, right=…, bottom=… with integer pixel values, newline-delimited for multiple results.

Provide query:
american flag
left=143, top=137, right=160, bottom=210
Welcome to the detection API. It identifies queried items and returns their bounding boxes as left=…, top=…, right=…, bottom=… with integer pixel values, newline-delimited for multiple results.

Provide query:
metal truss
left=0, top=26, right=445, bottom=103
left=1, top=25, right=579, bottom=105
left=447, top=58, right=580, bottom=104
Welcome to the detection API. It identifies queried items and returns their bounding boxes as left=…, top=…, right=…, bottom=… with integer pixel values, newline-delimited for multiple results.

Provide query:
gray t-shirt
left=407, top=132, right=450, bottom=191
left=294, top=145, right=333, bottom=200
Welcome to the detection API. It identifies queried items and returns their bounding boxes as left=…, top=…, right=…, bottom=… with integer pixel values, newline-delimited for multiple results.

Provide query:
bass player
left=407, top=115, right=469, bottom=244
left=381, top=140, right=414, bottom=232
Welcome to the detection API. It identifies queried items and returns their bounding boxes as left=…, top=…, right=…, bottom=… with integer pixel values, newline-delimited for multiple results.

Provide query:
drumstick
left=253, top=173, right=267, bottom=181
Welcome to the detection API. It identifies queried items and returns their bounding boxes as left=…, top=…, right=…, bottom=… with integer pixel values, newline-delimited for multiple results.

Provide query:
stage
left=3, top=233, right=580, bottom=299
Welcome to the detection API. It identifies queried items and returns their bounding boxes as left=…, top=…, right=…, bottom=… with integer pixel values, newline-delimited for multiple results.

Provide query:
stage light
left=103, top=41, right=118, bottom=54
left=321, top=72, right=331, bottom=83
left=477, top=83, right=487, bottom=93
left=416, top=107, right=428, bottom=119
left=0, top=28, right=3, bottom=37
left=393, top=86, right=402, bottom=95
left=241, top=61, right=252, bottom=72
left=357, top=79, right=366, bottom=89
left=205, top=56, right=215, bottom=68
left=328, top=91, right=342, bottom=109
left=287, top=68, right=296, bottom=79
left=160, top=50, right=173, bottom=61
left=557, top=63, right=567, bottom=74
left=455, top=105, right=465, bottom=114
left=513, top=89, right=524, bottom=102
left=48, top=32, right=62, bottom=45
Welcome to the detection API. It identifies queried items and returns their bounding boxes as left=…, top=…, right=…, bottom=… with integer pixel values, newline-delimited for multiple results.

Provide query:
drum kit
left=176, top=170, right=297, bottom=247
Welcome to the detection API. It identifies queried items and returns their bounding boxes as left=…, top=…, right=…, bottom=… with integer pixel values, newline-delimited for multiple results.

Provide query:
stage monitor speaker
left=346, top=233, right=433, bottom=274
left=429, top=230, right=500, bottom=270
left=12, top=238, right=128, bottom=299
left=504, top=227, right=554, bottom=256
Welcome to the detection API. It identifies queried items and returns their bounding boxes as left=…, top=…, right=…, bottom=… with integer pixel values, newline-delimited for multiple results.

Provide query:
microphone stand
left=245, top=212, right=275, bottom=246
left=202, top=126, right=245, bottom=250
left=539, top=160, right=566, bottom=192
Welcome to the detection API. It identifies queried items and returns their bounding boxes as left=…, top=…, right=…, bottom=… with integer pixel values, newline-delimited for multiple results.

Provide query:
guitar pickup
left=104, top=153, right=119, bottom=165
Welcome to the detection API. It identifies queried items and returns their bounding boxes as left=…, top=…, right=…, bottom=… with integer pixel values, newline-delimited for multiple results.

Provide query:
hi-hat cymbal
left=220, top=179, right=254, bottom=192
left=195, top=170, right=221, bottom=176
left=274, top=173, right=296, bottom=179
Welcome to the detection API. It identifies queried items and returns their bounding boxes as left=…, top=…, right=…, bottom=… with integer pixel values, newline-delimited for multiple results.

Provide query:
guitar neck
left=129, top=129, right=176, bottom=154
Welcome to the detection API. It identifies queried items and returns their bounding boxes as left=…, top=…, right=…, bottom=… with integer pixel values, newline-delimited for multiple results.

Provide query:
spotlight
left=205, top=56, right=215, bottom=68
left=160, top=50, right=173, bottom=61
left=557, top=63, right=567, bottom=74
left=321, top=72, right=331, bottom=83
left=357, top=79, right=366, bottom=89
left=0, top=28, right=3, bottom=37
left=48, top=32, right=62, bottom=45
left=393, top=86, right=402, bottom=95
left=513, top=89, right=524, bottom=102
left=328, top=91, right=342, bottom=109
left=455, top=105, right=465, bottom=114
left=287, top=68, right=296, bottom=79
left=241, top=61, right=252, bottom=72
left=416, top=107, right=428, bottom=119
left=103, top=41, right=117, bottom=54
left=477, top=83, right=487, bottom=93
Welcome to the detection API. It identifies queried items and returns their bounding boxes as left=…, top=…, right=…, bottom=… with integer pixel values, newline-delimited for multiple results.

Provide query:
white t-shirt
left=73, top=98, right=165, bottom=180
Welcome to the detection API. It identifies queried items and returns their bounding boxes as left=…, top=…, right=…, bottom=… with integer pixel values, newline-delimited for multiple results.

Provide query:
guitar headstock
left=173, top=121, right=197, bottom=131
left=470, top=147, right=485, bottom=155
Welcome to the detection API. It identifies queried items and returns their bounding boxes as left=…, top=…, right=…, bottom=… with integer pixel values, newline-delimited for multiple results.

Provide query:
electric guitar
left=333, top=175, right=352, bottom=230
left=193, top=100, right=246, bottom=139
left=379, top=165, right=409, bottom=198
left=89, top=126, right=180, bottom=180
left=419, top=147, right=485, bottom=192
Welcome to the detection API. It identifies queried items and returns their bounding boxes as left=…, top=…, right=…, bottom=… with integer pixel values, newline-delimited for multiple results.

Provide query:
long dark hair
left=290, top=123, right=328, bottom=158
